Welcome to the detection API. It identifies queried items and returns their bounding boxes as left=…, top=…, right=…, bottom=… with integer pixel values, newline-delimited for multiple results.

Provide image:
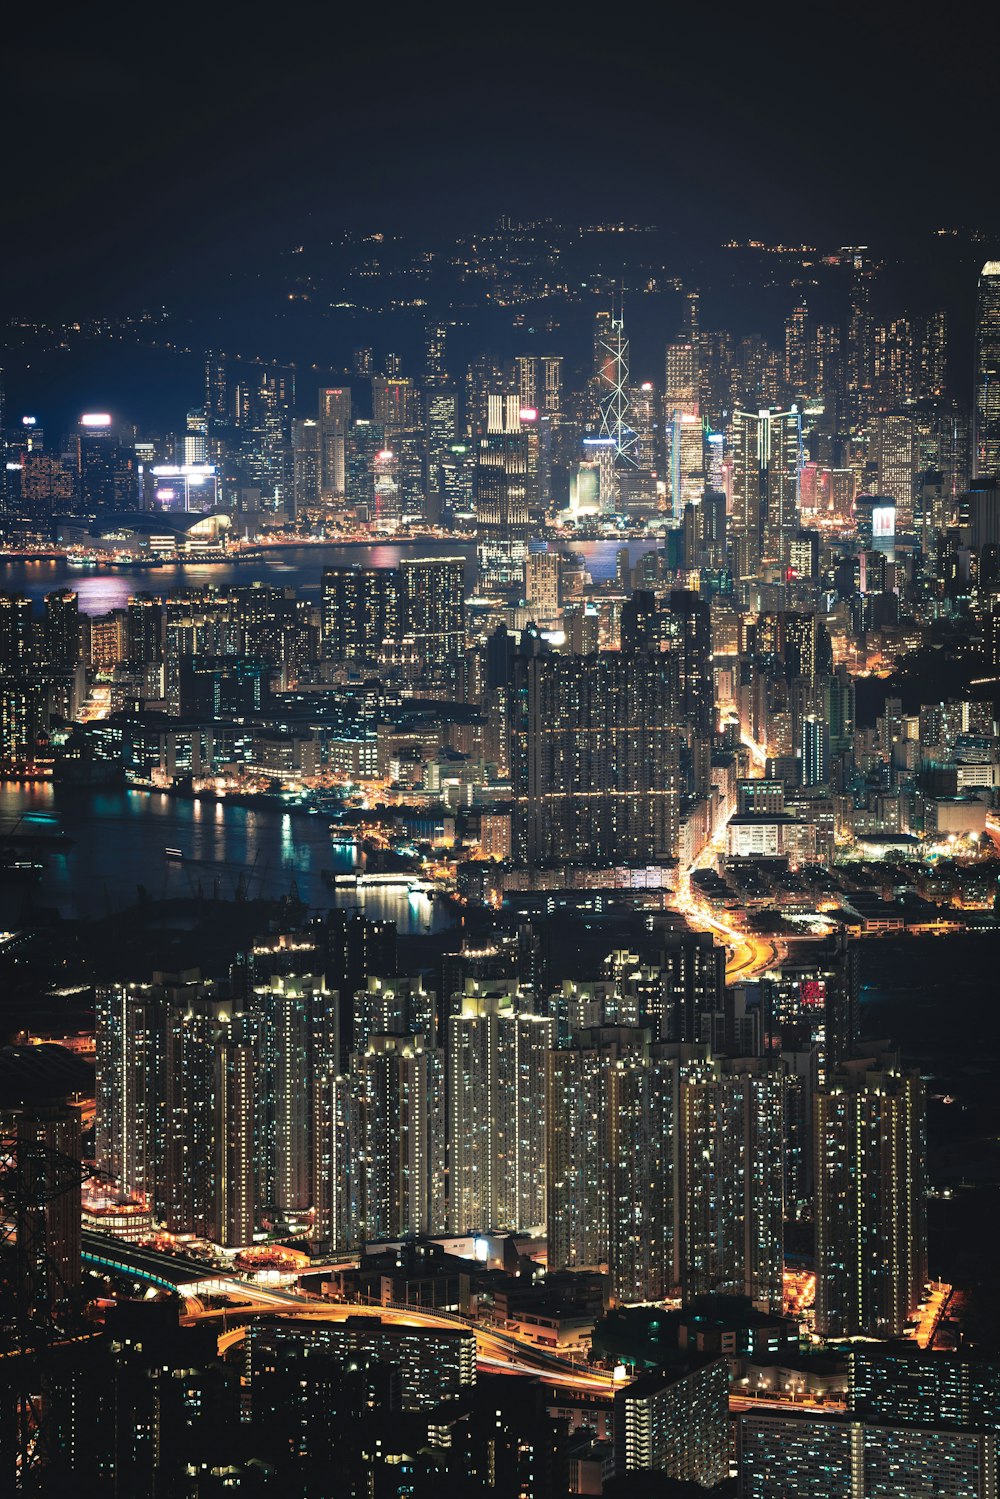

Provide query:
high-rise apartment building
left=643, top=933, right=727, bottom=1044
left=321, top=565, right=399, bottom=663
left=95, top=980, right=165, bottom=1205
left=96, top=973, right=259, bottom=1244
left=616, top=1360, right=729, bottom=1487
left=424, top=323, right=448, bottom=384
left=398, top=556, right=465, bottom=667
left=676, top=1050, right=786, bottom=1311
left=738, top=1410, right=998, bottom=1498
left=511, top=652, right=682, bottom=865
left=784, top=302, right=809, bottom=396
left=339, top=1032, right=446, bottom=1243
left=0, top=594, right=34, bottom=670
left=546, top=1027, right=675, bottom=1302
left=540, top=355, right=563, bottom=417
left=352, top=975, right=436, bottom=1054
left=213, top=1032, right=256, bottom=1248
left=252, top=973, right=338, bottom=1219
left=814, top=1050, right=927, bottom=1338
left=800, top=714, right=829, bottom=787
left=15, top=1104, right=83, bottom=1320
left=523, top=551, right=562, bottom=616
left=41, top=590, right=79, bottom=668
left=448, top=983, right=553, bottom=1235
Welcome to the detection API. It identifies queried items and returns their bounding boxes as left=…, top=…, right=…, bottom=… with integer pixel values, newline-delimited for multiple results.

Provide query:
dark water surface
left=0, top=782, right=449, bottom=936
left=0, top=538, right=657, bottom=615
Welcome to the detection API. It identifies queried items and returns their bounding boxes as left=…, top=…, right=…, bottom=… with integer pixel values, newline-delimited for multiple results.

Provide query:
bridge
left=82, top=1232, right=617, bottom=1395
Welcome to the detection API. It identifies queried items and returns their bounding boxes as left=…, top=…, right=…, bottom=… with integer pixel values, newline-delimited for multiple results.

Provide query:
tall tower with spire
left=597, top=291, right=638, bottom=471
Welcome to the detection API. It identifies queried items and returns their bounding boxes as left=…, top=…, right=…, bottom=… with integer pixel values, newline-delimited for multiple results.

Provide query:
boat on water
left=0, top=851, right=44, bottom=883
left=328, top=825, right=362, bottom=844
left=321, top=869, right=436, bottom=893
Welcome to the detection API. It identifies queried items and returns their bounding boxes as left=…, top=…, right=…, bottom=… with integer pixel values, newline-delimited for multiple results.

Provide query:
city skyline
left=3, top=21, right=1000, bottom=1493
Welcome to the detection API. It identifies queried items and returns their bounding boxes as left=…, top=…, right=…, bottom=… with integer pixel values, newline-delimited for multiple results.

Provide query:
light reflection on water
left=0, top=538, right=657, bottom=614
left=0, top=781, right=451, bottom=935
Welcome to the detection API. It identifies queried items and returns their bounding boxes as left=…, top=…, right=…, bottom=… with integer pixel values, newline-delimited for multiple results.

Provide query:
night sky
left=1, top=5, right=991, bottom=316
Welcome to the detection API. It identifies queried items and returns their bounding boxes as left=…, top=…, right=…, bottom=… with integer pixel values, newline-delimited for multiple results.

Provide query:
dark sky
left=0, top=4, right=989, bottom=315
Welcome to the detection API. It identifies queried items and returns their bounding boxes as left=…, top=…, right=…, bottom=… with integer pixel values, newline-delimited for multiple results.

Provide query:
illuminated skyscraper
left=668, top=412, right=704, bottom=522
left=41, top=590, right=78, bottom=668
left=515, top=355, right=538, bottom=413
left=540, top=355, right=563, bottom=417
left=372, top=376, right=416, bottom=432
left=352, top=974, right=436, bottom=1054
left=424, top=323, right=448, bottom=384
left=0, top=594, right=34, bottom=670
left=161, top=989, right=234, bottom=1237
left=205, top=351, right=228, bottom=424
left=184, top=408, right=208, bottom=466
left=919, top=310, right=948, bottom=399
left=676, top=1050, right=786, bottom=1311
left=873, top=411, right=916, bottom=526
left=20, top=451, right=75, bottom=517
left=664, top=318, right=703, bottom=523
left=546, top=1027, right=675, bottom=1302
left=96, top=974, right=258, bottom=1244
left=814, top=1050, right=927, bottom=1338
left=475, top=398, right=531, bottom=535
left=874, top=316, right=917, bottom=409
left=373, top=447, right=400, bottom=528
left=291, top=417, right=321, bottom=516
left=76, top=415, right=137, bottom=513
left=448, top=983, right=554, bottom=1234
left=800, top=713, right=829, bottom=787
left=784, top=302, right=809, bottom=396
left=666, top=334, right=698, bottom=402
left=598, top=299, right=638, bottom=470
left=346, top=418, right=384, bottom=511
left=810, top=324, right=842, bottom=413
left=213, top=1030, right=256, bottom=1248
left=845, top=249, right=875, bottom=429
left=399, top=556, right=465, bottom=667
left=318, top=388, right=352, bottom=498
left=423, top=389, right=458, bottom=515
left=96, top=982, right=163, bottom=1205
left=731, top=407, right=802, bottom=575
left=524, top=550, right=562, bottom=616
left=252, top=973, right=338, bottom=1220
left=974, top=261, right=1000, bottom=477
left=341, top=1032, right=446, bottom=1243
left=618, top=1361, right=729, bottom=1487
